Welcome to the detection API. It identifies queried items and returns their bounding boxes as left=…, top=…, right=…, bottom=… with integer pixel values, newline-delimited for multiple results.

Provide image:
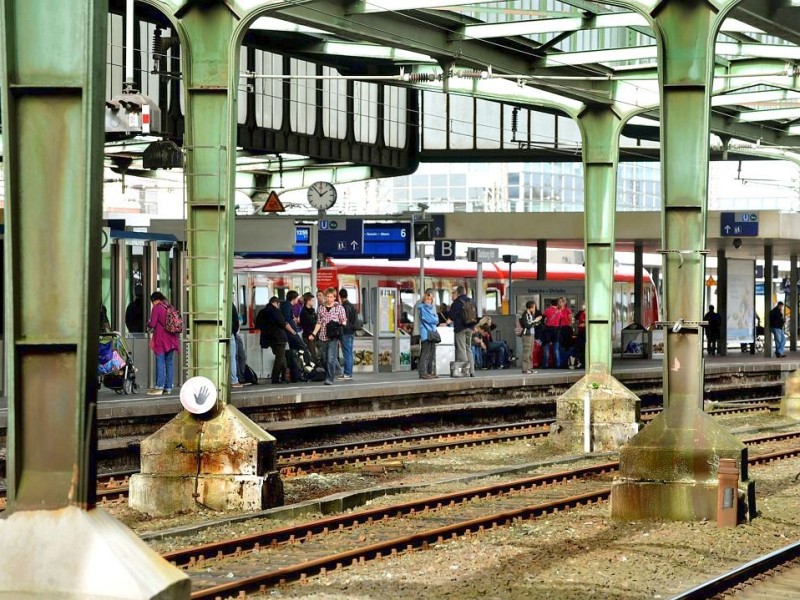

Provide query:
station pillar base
left=611, top=407, right=756, bottom=522
left=129, top=404, right=283, bottom=516
left=781, top=370, right=800, bottom=420
left=549, top=372, right=641, bottom=453
left=0, top=506, right=189, bottom=599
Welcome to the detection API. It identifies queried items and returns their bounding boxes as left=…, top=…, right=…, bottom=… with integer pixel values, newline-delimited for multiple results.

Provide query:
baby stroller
left=98, top=332, right=138, bottom=394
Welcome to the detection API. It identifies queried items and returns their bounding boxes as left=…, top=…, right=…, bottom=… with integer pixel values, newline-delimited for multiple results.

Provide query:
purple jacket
left=147, top=302, right=181, bottom=355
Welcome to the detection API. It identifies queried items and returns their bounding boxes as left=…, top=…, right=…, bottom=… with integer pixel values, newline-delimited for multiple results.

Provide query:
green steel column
left=612, top=0, right=754, bottom=522
left=577, top=106, right=624, bottom=374
left=656, top=0, right=715, bottom=407
left=180, top=4, right=237, bottom=398
left=0, top=0, right=107, bottom=511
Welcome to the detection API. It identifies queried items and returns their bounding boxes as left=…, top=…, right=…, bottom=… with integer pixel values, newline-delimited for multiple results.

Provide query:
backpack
left=461, top=298, right=478, bottom=326
left=242, top=364, right=259, bottom=385
left=164, top=303, right=183, bottom=334
left=344, top=302, right=363, bottom=332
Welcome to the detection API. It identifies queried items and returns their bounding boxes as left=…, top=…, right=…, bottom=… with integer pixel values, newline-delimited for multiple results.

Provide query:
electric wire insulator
left=406, top=73, right=436, bottom=82
left=511, top=107, right=519, bottom=135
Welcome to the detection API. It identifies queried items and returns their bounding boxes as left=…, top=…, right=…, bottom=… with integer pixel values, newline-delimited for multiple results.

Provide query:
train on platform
left=233, top=257, right=661, bottom=350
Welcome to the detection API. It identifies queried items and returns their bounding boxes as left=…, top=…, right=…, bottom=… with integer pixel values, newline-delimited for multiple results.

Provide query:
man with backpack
left=338, top=288, right=360, bottom=380
left=447, top=286, right=478, bottom=377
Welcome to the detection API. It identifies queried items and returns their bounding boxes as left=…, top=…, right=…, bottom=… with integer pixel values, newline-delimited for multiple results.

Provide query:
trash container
left=621, top=323, right=652, bottom=359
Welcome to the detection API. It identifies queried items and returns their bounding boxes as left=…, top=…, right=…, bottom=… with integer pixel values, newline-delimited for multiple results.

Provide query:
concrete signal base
left=781, top=370, right=800, bottom=420
left=0, top=506, right=189, bottom=599
left=550, top=372, right=642, bottom=453
left=611, top=407, right=756, bottom=522
left=129, top=404, right=284, bottom=516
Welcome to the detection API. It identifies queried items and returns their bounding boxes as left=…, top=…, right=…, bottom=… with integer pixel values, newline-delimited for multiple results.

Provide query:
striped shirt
left=316, top=303, right=347, bottom=341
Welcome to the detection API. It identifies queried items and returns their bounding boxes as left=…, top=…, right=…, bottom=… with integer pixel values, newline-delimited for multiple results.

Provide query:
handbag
left=326, top=320, right=344, bottom=340
left=428, top=330, right=441, bottom=344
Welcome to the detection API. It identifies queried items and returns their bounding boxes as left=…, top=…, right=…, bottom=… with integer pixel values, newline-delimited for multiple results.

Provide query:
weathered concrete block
left=611, top=407, right=756, bottom=522
left=0, top=506, right=189, bottom=599
left=130, top=404, right=283, bottom=516
left=781, top=370, right=800, bottom=419
left=550, top=373, right=641, bottom=452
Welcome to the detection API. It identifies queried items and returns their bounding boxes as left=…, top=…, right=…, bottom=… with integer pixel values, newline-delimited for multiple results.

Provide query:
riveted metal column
left=551, top=105, right=642, bottom=455
left=180, top=4, right=236, bottom=399
left=0, top=0, right=107, bottom=512
left=657, top=0, right=715, bottom=407
left=0, top=1, right=189, bottom=596
left=717, top=249, right=727, bottom=356
left=612, top=0, right=753, bottom=523
left=128, top=4, right=282, bottom=517
left=577, top=105, right=623, bottom=374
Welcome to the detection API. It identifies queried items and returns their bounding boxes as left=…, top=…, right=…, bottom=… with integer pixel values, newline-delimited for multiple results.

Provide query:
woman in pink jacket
left=147, top=291, right=181, bottom=395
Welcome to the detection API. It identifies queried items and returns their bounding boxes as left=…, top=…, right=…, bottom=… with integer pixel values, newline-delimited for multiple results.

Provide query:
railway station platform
left=1, top=352, right=794, bottom=470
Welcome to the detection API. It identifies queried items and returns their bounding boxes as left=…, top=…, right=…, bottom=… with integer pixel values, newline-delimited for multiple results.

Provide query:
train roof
left=235, top=257, right=651, bottom=283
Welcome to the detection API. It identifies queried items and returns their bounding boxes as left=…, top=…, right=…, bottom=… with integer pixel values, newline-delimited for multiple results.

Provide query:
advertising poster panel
left=726, top=259, right=755, bottom=344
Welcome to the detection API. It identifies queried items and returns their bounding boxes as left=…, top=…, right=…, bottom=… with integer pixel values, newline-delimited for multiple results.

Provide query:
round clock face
left=307, top=181, right=337, bottom=211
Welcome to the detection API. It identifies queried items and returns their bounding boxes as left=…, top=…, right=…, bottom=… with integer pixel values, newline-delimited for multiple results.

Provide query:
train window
left=344, top=284, right=359, bottom=309
left=253, top=286, right=270, bottom=314
left=399, top=289, right=415, bottom=323
left=485, top=289, right=500, bottom=314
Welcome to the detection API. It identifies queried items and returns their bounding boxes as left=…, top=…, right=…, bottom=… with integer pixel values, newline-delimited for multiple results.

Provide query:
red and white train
left=233, top=257, right=660, bottom=348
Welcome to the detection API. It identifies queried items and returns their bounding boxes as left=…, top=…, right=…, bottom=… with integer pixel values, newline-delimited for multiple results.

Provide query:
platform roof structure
left=98, top=0, right=800, bottom=175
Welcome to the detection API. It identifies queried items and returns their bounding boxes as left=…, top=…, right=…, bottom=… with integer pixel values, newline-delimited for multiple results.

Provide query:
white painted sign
left=180, top=376, right=218, bottom=414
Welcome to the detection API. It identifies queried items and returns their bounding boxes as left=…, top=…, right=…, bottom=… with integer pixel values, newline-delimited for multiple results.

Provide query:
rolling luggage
left=531, top=339, right=543, bottom=369
left=450, top=360, right=471, bottom=378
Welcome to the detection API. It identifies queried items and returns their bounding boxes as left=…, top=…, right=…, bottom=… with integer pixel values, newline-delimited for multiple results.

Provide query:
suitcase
left=450, top=360, right=471, bottom=378
left=531, top=340, right=543, bottom=369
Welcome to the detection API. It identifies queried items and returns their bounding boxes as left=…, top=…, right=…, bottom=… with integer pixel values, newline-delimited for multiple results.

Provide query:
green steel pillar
left=551, top=105, right=641, bottom=454
left=0, top=0, right=188, bottom=596
left=128, top=2, right=281, bottom=516
left=611, top=0, right=753, bottom=522
left=579, top=105, right=623, bottom=374
left=180, top=3, right=236, bottom=393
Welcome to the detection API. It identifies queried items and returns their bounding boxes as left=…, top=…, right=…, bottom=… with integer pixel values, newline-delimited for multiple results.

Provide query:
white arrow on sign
left=350, top=240, right=359, bottom=250
left=724, top=225, right=731, bottom=233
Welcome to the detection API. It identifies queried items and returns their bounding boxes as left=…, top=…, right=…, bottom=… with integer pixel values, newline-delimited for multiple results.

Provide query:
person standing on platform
left=230, top=301, right=244, bottom=388
left=519, top=300, right=542, bottom=374
left=703, top=304, right=722, bottom=356
left=542, top=299, right=561, bottom=369
left=125, top=285, right=145, bottom=334
left=300, top=292, right=319, bottom=361
left=338, top=288, right=358, bottom=380
left=281, top=290, right=303, bottom=382
left=256, top=296, right=289, bottom=384
left=770, top=301, right=787, bottom=358
left=146, top=292, right=180, bottom=395
left=311, top=287, right=347, bottom=385
left=447, top=286, right=478, bottom=377
left=418, top=289, right=440, bottom=379
left=575, top=302, right=586, bottom=369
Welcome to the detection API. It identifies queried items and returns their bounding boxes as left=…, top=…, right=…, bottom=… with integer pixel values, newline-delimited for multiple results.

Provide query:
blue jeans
left=341, top=334, right=354, bottom=377
left=155, top=350, right=175, bottom=391
left=321, top=340, right=338, bottom=384
left=230, top=334, right=239, bottom=384
left=772, top=327, right=786, bottom=356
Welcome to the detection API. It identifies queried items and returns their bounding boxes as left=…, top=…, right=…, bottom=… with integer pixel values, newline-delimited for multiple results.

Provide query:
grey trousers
left=419, top=339, right=436, bottom=377
left=453, top=328, right=475, bottom=375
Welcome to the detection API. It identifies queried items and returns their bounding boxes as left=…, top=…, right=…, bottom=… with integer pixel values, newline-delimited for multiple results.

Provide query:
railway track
left=162, top=444, right=800, bottom=599
left=168, top=463, right=617, bottom=598
left=0, top=403, right=786, bottom=510
left=672, top=540, right=800, bottom=599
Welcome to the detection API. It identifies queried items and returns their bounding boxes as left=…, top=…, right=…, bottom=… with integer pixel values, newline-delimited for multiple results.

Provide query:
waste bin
left=621, top=323, right=652, bottom=359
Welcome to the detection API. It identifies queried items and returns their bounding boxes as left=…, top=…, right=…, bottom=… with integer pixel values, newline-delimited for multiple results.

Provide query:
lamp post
left=503, top=254, right=519, bottom=316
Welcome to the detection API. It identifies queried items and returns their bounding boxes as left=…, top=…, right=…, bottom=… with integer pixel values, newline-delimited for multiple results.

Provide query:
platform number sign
left=434, top=239, right=456, bottom=261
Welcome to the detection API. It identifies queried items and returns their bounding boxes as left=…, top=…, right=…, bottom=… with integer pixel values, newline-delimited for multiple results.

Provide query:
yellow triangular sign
left=261, top=191, right=285, bottom=213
